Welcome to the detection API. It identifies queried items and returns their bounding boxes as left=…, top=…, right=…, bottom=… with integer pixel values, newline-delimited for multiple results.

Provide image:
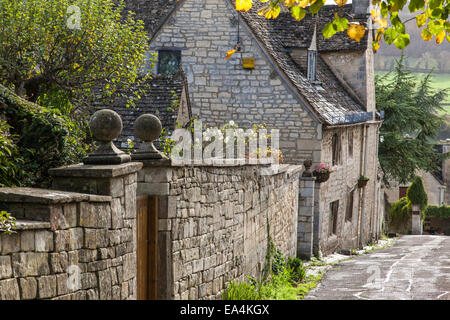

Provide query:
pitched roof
left=235, top=2, right=371, bottom=125
left=125, top=0, right=180, bottom=40
left=250, top=4, right=369, bottom=51
left=97, top=71, right=188, bottom=149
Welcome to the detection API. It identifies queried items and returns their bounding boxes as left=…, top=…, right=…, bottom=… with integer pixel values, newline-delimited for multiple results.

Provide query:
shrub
left=222, top=280, right=259, bottom=300
left=0, top=211, right=16, bottom=234
left=406, top=176, right=428, bottom=210
left=0, top=84, right=90, bottom=187
left=0, top=120, right=22, bottom=187
left=389, top=197, right=411, bottom=228
left=286, top=257, right=306, bottom=283
left=424, top=205, right=450, bottom=218
left=271, top=249, right=286, bottom=275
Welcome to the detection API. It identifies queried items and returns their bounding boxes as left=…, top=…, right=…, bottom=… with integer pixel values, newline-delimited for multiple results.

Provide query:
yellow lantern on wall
left=242, top=58, right=255, bottom=69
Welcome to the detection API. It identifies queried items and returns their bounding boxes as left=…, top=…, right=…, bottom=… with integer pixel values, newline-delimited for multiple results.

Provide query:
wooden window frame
left=345, top=190, right=355, bottom=222
left=157, top=49, right=181, bottom=75
left=332, top=133, right=341, bottom=166
left=329, top=200, right=339, bottom=236
left=348, top=129, right=354, bottom=159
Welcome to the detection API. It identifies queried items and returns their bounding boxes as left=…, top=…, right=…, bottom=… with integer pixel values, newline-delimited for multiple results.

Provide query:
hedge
left=0, top=84, right=89, bottom=187
left=424, top=205, right=450, bottom=219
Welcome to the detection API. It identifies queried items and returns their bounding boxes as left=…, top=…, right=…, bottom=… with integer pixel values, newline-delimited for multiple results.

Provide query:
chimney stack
left=352, top=0, right=371, bottom=17
left=307, top=18, right=318, bottom=83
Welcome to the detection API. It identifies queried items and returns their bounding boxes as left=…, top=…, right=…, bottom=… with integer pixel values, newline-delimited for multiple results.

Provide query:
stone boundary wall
left=424, top=217, right=450, bottom=236
left=138, top=163, right=301, bottom=300
left=0, top=162, right=141, bottom=300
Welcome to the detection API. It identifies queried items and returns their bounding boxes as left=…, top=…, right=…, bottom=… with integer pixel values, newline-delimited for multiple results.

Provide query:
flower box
left=358, top=175, right=370, bottom=188
left=312, top=163, right=334, bottom=183
left=313, top=171, right=330, bottom=183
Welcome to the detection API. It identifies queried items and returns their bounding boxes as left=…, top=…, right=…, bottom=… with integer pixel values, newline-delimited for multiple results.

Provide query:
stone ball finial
left=89, top=109, right=123, bottom=142
left=134, top=114, right=162, bottom=143
left=131, top=113, right=167, bottom=161
left=302, top=159, right=313, bottom=177
left=82, top=109, right=130, bottom=165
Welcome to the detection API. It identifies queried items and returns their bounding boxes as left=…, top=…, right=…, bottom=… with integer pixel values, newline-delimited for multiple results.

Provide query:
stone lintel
left=49, top=162, right=143, bottom=179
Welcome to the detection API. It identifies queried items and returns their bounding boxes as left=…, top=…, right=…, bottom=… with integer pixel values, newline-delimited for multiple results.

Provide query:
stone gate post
left=49, top=109, right=142, bottom=299
left=297, top=160, right=315, bottom=259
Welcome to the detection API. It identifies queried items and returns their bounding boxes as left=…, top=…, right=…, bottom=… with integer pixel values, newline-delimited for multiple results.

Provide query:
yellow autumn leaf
left=285, top=0, right=297, bottom=6
left=372, top=41, right=380, bottom=52
left=416, top=14, right=427, bottom=28
left=236, top=0, right=252, bottom=12
left=334, top=0, right=347, bottom=6
left=298, top=0, right=309, bottom=8
left=225, top=49, right=237, bottom=60
left=265, top=7, right=281, bottom=19
left=436, top=30, right=446, bottom=44
left=347, top=23, right=366, bottom=42
left=371, top=9, right=388, bottom=28
left=421, top=28, right=432, bottom=41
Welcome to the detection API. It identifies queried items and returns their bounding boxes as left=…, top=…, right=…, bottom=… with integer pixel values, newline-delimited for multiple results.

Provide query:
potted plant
left=312, top=163, right=335, bottom=183
left=358, top=175, right=370, bottom=188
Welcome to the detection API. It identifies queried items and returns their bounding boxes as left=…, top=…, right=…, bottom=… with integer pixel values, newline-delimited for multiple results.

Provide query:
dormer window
left=158, top=50, right=181, bottom=75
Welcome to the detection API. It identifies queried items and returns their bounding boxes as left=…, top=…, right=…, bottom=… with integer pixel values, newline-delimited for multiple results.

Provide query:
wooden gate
left=136, top=196, right=158, bottom=300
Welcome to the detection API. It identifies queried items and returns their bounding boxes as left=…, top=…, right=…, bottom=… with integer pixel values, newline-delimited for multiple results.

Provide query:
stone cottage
left=121, top=0, right=384, bottom=256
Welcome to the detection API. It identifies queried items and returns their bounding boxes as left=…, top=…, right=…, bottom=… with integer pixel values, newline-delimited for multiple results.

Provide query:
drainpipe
left=373, top=123, right=381, bottom=240
left=358, top=124, right=369, bottom=249
left=357, top=126, right=364, bottom=247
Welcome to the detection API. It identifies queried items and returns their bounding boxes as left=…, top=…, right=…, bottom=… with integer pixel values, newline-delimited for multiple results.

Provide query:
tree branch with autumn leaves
left=228, top=0, right=450, bottom=59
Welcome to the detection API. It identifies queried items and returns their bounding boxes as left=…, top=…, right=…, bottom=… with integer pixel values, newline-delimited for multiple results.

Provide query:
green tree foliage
left=0, top=84, right=89, bottom=187
left=389, top=196, right=411, bottom=229
left=375, top=56, right=449, bottom=185
left=406, top=175, right=428, bottom=209
left=0, top=0, right=151, bottom=109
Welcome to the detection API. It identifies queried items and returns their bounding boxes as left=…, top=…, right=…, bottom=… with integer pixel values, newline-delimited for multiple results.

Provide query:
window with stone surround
left=348, top=129, right=353, bottom=159
left=329, top=200, right=339, bottom=235
left=332, top=133, right=341, bottom=166
left=345, top=190, right=354, bottom=221
left=158, top=50, right=181, bottom=75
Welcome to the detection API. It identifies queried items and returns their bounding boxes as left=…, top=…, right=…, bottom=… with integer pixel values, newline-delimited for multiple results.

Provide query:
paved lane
left=305, top=235, right=450, bottom=300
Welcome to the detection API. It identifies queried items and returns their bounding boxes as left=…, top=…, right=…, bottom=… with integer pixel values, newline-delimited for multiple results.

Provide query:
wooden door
left=136, top=196, right=158, bottom=300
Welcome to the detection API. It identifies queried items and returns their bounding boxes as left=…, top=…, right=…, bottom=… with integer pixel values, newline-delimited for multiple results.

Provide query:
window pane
left=158, top=50, right=181, bottom=75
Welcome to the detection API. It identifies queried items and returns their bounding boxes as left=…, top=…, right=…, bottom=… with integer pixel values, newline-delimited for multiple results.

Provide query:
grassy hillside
left=375, top=71, right=450, bottom=115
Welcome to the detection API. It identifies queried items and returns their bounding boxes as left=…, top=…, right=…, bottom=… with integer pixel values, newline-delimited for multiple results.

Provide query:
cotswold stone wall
left=0, top=162, right=141, bottom=300
left=138, top=163, right=301, bottom=300
left=148, top=0, right=320, bottom=164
